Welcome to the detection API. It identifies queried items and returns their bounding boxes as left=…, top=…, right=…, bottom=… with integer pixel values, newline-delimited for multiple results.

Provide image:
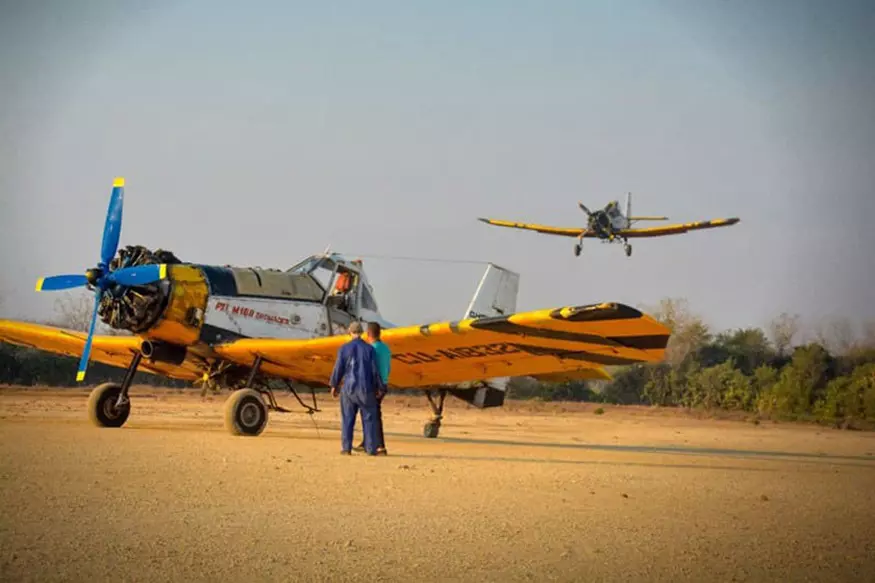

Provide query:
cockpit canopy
left=286, top=253, right=379, bottom=315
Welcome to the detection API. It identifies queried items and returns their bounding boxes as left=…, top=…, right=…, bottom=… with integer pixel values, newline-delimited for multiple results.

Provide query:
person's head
left=367, top=321, right=381, bottom=341
left=348, top=321, right=363, bottom=337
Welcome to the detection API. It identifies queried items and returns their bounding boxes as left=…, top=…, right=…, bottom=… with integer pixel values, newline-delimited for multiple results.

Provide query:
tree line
left=508, top=299, right=875, bottom=429
left=2, top=294, right=874, bottom=428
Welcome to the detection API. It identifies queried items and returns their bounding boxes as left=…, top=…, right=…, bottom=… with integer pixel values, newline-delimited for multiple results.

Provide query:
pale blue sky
left=2, top=0, right=873, bottom=338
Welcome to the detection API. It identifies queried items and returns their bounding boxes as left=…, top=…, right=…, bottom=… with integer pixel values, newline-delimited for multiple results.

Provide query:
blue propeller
left=35, top=177, right=168, bottom=382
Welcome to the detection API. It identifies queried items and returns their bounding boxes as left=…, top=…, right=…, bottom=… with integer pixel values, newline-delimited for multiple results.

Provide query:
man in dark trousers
left=329, top=321, right=385, bottom=455
left=355, top=321, right=391, bottom=454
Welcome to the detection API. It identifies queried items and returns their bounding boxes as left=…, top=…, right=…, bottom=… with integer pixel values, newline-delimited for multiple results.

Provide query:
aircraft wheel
left=423, top=420, right=441, bottom=438
left=624, top=244, right=632, bottom=257
left=87, top=382, right=131, bottom=428
left=573, top=244, right=582, bottom=257
left=224, top=388, right=269, bottom=436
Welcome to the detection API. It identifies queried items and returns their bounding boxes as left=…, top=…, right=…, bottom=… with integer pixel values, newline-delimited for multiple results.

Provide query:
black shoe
left=340, top=450, right=351, bottom=455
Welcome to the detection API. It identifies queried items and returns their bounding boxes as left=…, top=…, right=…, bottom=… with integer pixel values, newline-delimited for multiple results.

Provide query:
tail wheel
left=224, top=388, right=269, bottom=436
left=87, top=382, right=131, bottom=428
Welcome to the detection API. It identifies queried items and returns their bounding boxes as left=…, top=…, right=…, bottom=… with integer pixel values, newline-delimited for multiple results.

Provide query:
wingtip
left=113, top=177, right=125, bottom=187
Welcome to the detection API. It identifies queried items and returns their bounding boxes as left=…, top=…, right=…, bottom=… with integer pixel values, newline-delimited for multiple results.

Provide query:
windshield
left=287, top=255, right=339, bottom=293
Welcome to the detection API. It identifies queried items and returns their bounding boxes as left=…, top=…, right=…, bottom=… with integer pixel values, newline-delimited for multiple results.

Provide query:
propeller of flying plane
left=34, top=177, right=168, bottom=382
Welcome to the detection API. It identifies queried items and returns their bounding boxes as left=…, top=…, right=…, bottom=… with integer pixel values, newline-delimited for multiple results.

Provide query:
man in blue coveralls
left=329, top=321, right=385, bottom=455
left=355, top=321, right=391, bottom=454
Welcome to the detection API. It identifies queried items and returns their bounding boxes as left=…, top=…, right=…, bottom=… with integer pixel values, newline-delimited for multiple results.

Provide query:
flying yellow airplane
left=0, top=178, right=672, bottom=439
left=479, top=192, right=740, bottom=257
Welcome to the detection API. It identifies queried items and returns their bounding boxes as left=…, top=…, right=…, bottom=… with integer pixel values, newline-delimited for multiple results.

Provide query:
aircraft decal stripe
left=199, top=265, right=238, bottom=296
left=469, top=318, right=669, bottom=351
left=511, top=343, right=643, bottom=366
left=609, top=334, right=670, bottom=350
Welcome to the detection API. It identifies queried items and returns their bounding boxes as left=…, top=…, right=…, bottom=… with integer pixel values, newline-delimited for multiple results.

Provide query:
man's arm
left=329, top=345, right=346, bottom=397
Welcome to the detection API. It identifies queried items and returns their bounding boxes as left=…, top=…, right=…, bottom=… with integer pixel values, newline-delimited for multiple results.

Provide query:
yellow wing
left=0, top=320, right=202, bottom=381
left=477, top=218, right=584, bottom=238
left=213, top=302, right=670, bottom=388
left=618, top=217, right=740, bottom=238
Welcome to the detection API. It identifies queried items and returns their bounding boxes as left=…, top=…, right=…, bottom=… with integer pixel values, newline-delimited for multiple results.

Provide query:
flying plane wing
left=617, top=217, right=740, bottom=238
left=477, top=218, right=584, bottom=238
left=213, top=302, right=670, bottom=388
left=0, top=320, right=203, bottom=381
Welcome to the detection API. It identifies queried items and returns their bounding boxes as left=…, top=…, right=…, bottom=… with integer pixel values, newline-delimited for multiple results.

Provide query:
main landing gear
left=624, top=242, right=632, bottom=257
left=423, top=389, right=447, bottom=438
left=222, top=356, right=321, bottom=437
left=87, top=351, right=141, bottom=428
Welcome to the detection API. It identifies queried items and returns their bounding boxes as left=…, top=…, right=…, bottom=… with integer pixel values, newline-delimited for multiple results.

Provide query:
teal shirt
left=371, top=340, right=391, bottom=386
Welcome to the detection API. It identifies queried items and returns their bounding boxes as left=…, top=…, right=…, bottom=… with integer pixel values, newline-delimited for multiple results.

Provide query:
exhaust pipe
left=141, top=340, right=187, bottom=365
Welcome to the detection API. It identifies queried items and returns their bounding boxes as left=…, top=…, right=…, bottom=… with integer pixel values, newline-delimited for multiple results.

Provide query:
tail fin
left=463, top=263, right=519, bottom=321
left=449, top=263, right=520, bottom=408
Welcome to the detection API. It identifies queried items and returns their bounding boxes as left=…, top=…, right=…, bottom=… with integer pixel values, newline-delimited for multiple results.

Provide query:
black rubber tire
left=87, top=382, right=131, bottom=428
left=423, top=421, right=440, bottom=439
left=224, top=389, right=269, bottom=436
left=574, top=244, right=582, bottom=257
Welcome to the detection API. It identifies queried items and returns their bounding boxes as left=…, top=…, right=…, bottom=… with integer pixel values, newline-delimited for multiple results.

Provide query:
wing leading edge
left=213, top=302, right=670, bottom=388
left=0, top=320, right=202, bottom=381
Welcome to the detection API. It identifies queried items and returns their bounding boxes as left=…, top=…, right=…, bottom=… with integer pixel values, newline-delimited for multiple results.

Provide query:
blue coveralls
left=329, top=337, right=385, bottom=454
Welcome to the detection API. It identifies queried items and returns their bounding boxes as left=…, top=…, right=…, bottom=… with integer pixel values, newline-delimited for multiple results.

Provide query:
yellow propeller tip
left=159, top=264, right=167, bottom=279
left=35, top=278, right=44, bottom=292
left=113, top=177, right=125, bottom=187
left=76, top=371, right=85, bottom=382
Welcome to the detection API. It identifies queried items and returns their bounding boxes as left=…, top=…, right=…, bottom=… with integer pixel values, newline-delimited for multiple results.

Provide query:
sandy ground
left=1, top=386, right=874, bottom=582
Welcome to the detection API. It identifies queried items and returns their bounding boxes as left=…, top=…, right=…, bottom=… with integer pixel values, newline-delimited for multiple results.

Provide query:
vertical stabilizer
left=449, top=263, right=520, bottom=408
left=464, top=263, right=519, bottom=320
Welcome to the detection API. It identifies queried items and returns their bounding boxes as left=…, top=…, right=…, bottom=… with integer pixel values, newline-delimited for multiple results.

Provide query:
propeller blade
left=35, top=274, right=88, bottom=292
left=75, top=293, right=102, bottom=382
left=578, top=202, right=591, bottom=215
left=100, top=177, right=125, bottom=267
left=108, top=264, right=167, bottom=286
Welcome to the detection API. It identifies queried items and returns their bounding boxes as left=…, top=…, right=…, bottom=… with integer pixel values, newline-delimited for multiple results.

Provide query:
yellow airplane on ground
left=479, top=192, right=740, bottom=257
left=0, top=178, right=672, bottom=439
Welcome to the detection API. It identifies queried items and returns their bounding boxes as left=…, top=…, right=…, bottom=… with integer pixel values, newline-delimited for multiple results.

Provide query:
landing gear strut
left=423, top=389, right=447, bottom=438
left=222, top=356, right=321, bottom=437
left=88, top=351, right=141, bottom=428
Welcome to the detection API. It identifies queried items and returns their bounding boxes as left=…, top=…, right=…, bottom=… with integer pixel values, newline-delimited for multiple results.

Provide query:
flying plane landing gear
left=423, top=389, right=447, bottom=438
left=87, top=351, right=141, bottom=428
left=573, top=243, right=582, bottom=257
left=624, top=243, right=632, bottom=257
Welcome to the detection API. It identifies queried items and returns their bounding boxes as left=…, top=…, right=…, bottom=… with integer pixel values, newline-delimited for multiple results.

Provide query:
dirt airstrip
left=1, top=386, right=874, bottom=582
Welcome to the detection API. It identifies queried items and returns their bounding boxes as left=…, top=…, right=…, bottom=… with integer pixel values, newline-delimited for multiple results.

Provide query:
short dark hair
left=367, top=321, right=381, bottom=338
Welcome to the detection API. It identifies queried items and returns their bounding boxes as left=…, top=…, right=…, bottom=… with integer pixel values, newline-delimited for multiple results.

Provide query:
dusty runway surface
left=2, top=386, right=874, bottom=582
